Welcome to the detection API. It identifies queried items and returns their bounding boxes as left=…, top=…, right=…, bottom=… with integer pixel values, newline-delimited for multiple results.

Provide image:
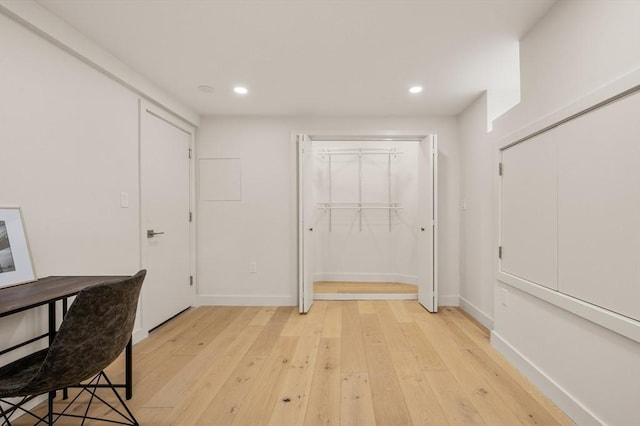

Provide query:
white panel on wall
left=199, top=158, right=241, bottom=201
left=558, top=92, right=640, bottom=321
left=501, top=132, right=558, bottom=290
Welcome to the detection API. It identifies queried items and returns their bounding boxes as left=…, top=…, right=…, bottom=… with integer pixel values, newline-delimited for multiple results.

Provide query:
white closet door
left=417, top=136, right=438, bottom=312
left=298, top=135, right=316, bottom=313
left=557, top=92, right=640, bottom=320
left=501, top=131, right=558, bottom=290
left=140, top=102, right=193, bottom=330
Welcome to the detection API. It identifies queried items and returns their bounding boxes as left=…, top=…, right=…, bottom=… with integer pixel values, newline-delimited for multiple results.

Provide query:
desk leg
left=62, top=298, right=69, bottom=400
left=48, top=301, right=56, bottom=345
left=125, top=338, right=133, bottom=400
left=48, top=302, right=56, bottom=401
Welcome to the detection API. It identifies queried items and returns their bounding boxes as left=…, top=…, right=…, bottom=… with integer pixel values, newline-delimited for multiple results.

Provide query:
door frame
left=419, top=135, right=439, bottom=312
left=138, top=99, right=197, bottom=334
left=297, top=134, right=314, bottom=313
left=291, top=130, right=438, bottom=313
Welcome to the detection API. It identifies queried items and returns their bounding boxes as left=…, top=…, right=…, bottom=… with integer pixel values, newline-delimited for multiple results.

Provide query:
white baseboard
left=491, top=331, right=603, bottom=426
left=197, top=294, right=297, bottom=306
left=438, top=295, right=459, bottom=306
left=459, top=297, right=494, bottom=329
left=314, top=293, right=418, bottom=301
left=314, top=273, right=418, bottom=285
left=132, top=328, right=148, bottom=344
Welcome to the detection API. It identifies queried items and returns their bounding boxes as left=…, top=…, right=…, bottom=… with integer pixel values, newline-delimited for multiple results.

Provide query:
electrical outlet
left=249, top=262, right=257, bottom=273
left=120, top=192, right=129, bottom=208
left=501, top=288, right=508, bottom=307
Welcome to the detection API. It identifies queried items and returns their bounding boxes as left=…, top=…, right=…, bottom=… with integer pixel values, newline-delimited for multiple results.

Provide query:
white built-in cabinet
left=499, top=88, right=640, bottom=329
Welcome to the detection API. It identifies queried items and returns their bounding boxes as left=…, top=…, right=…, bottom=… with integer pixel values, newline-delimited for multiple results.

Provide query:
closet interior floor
left=313, top=281, right=418, bottom=300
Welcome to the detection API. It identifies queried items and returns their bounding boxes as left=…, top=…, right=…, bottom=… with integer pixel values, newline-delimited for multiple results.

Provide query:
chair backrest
left=20, top=270, right=146, bottom=394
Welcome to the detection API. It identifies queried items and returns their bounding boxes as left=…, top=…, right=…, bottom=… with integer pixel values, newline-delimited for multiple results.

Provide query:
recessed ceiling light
left=409, top=86, right=423, bottom=94
left=233, top=86, right=249, bottom=95
left=197, top=85, right=215, bottom=93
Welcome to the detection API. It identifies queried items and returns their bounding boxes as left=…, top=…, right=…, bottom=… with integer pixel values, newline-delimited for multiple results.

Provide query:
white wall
left=0, top=1, right=199, bottom=127
left=459, top=1, right=640, bottom=424
left=0, top=4, right=198, bottom=366
left=196, top=116, right=459, bottom=306
left=0, top=11, right=136, bottom=364
left=514, top=0, right=640, bottom=128
left=312, top=140, right=420, bottom=284
left=457, top=92, right=495, bottom=329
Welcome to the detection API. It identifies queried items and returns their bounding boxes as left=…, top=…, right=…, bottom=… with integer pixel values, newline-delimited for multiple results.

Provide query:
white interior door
left=140, top=102, right=193, bottom=330
left=417, top=135, right=438, bottom=312
left=298, top=134, right=316, bottom=313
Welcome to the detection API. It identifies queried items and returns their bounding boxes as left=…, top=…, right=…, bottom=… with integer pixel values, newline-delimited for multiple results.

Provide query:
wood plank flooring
left=11, top=302, right=575, bottom=425
left=314, top=282, right=418, bottom=294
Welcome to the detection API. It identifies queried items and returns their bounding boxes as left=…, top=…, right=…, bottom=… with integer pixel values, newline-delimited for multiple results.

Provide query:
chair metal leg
left=1, top=372, right=137, bottom=426
left=0, top=395, right=49, bottom=426
left=50, top=371, right=138, bottom=426
left=0, top=402, right=13, bottom=426
left=100, top=372, right=138, bottom=425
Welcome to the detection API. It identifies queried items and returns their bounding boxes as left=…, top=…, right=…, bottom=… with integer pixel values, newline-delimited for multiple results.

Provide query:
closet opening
left=296, top=133, right=438, bottom=314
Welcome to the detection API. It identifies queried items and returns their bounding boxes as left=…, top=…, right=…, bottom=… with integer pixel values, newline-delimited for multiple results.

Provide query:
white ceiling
left=36, top=0, right=556, bottom=117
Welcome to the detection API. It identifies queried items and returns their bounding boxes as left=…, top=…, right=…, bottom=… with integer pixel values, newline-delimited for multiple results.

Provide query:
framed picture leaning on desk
left=0, top=207, right=35, bottom=289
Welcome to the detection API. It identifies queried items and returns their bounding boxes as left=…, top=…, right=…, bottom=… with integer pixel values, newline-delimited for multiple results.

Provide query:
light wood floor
left=13, top=302, right=574, bottom=425
left=314, top=281, right=418, bottom=294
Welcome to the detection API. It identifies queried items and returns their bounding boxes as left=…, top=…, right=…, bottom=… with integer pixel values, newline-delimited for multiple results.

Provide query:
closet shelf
left=318, top=144, right=400, bottom=232
left=317, top=202, right=402, bottom=210
left=318, top=148, right=403, bottom=157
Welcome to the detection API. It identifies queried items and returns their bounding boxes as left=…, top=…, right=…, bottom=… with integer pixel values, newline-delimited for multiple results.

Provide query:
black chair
left=0, top=270, right=146, bottom=425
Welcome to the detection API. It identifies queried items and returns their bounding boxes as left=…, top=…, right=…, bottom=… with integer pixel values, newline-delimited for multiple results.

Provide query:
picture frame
left=0, top=207, right=36, bottom=288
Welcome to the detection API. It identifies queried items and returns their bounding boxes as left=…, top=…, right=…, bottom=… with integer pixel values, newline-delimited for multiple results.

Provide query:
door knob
left=147, top=229, right=165, bottom=238
left=420, top=227, right=425, bottom=231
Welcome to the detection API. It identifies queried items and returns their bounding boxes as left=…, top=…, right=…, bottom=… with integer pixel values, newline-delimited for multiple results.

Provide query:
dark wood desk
left=0, top=276, right=134, bottom=399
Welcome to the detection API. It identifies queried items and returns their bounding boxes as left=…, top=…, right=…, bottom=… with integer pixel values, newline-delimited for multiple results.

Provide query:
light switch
left=120, top=192, right=129, bottom=208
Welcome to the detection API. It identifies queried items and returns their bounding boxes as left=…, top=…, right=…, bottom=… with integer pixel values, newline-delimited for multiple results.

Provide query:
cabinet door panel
left=558, top=93, right=640, bottom=321
left=501, top=131, right=558, bottom=290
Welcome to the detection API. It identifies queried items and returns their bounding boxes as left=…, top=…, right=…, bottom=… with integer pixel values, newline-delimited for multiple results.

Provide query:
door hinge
left=189, top=211, right=193, bottom=222
left=498, top=246, right=503, bottom=259
left=189, top=275, right=193, bottom=286
left=188, top=148, right=193, bottom=159
left=498, top=162, right=503, bottom=176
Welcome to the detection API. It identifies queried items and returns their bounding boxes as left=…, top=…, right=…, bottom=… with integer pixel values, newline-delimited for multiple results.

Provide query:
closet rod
left=321, top=152, right=404, bottom=156
left=318, top=203, right=402, bottom=210
left=319, top=149, right=403, bottom=156
left=322, top=147, right=393, bottom=151
left=318, top=206, right=404, bottom=210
